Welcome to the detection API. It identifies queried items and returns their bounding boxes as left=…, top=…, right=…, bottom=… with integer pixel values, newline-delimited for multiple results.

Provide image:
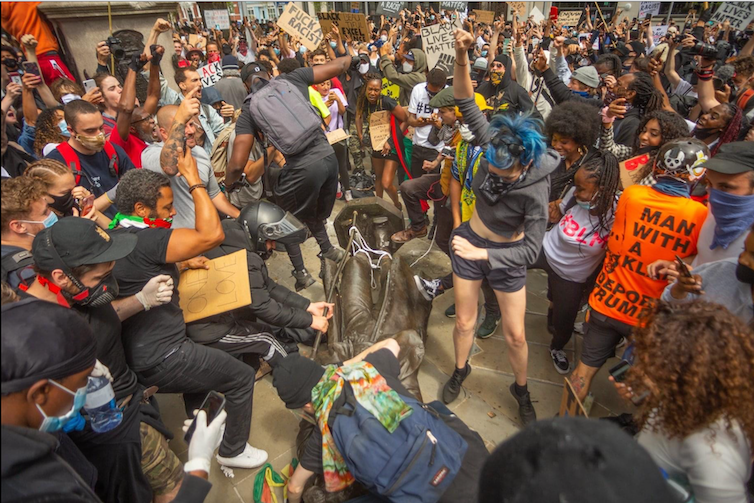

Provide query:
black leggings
left=332, top=139, right=350, bottom=191
left=286, top=218, right=332, bottom=272
left=528, top=249, right=595, bottom=351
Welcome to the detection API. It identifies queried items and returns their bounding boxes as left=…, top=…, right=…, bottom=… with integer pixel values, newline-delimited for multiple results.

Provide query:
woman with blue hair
left=440, top=28, right=560, bottom=426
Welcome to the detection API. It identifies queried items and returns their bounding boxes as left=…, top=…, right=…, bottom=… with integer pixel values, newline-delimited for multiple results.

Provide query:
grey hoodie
left=456, top=96, right=560, bottom=270
left=379, top=48, right=428, bottom=107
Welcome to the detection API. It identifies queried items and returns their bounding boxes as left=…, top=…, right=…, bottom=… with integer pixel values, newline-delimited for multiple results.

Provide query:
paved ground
left=158, top=197, right=633, bottom=502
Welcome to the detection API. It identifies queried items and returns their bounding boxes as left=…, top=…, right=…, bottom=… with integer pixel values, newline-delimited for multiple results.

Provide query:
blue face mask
left=299, top=46, right=307, bottom=54
left=571, top=89, right=591, bottom=98
left=273, top=47, right=280, bottom=56
left=330, top=41, right=337, bottom=49
left=481, top=50, right=488, bottom=57
left=576, top=199, right=596, bottom=210
left=18, top=212, right=59, bottom=237
left=37, top=379, right=88, bottom=433
left=58, top=120, right=71, bottom=137
left=708, top=188, right=754, bottom=250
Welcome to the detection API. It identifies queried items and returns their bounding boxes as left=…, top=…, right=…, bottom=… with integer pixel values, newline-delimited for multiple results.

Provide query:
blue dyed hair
left=485, top=112, right=547, bottom=170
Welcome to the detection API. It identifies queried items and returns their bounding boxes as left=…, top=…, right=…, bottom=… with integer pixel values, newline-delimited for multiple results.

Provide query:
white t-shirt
left=691, top=212, right=748, bottom=267
left=408, top=83, right=444, bottom=151
left=638, top=419, right=752, bottom=503
left=321, top=88, right=347, bottom=133
left=476, top=35, right=487, bottom=50
left=542, top=187, right=614, bottom=283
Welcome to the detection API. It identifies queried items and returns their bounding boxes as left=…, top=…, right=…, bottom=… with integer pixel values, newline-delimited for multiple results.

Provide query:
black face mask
left=49, top=191, right=76, bottom=215
left=61, top=273, right=119, bottom=307
left=2, top=58, right=18, bottom=71
left=693, top=126, right=720, bottom=140
left=735, top=262, right=754, bottom=285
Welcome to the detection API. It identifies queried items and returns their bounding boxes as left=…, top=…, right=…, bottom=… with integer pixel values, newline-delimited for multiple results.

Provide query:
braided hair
left=578, top=150, right=621, bottom=239
left=355, top=72, right=383, bottom=120
left=712, top=103, right=743, bottom=156
left=595, top=54, right=623, bottom=78
left=631, top=110, right=690, bottom=183
left=628, top=72, right=663, bottom=115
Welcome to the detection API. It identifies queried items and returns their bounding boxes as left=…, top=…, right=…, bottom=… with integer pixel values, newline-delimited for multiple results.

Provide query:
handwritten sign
left=652, top=25, right=669, bottom=39
left=204, top=9, right=231, bottom=30
left=559, top=378, right=589, bottom=418
left=382, top=78, right=400, bottom=100
left=198, top=61, right=223, bottom=87
left=441, top=1, right=467, bottom=12
left=317, top=12, right=370, bottom=43
left=326, top=128, right=350, bottom=144
left=474, top=10, right=495, bottom=24
left=507, top=2, right=526, bottom=16
left=529, top=6, right=544, bottom=24
left=421, top=18, right=462, bottom=77
left=638, top=1, right=661, bottom=19
left=619, top=153, right=651, bottom=189
left=278, top=2, right=323, bottom=51
left=557, top=10, right=582, bottom=27
left=187, top=34, right=200, bottom=48
left=710, top=2, right=754, bottom=32
left=369, top=110, right=391, bottom=151
left=377, top=1, right=403, bottom=16
left=178, top=250, right=251, bottom=322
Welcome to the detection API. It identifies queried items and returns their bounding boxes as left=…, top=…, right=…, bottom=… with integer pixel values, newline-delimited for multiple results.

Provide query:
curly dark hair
left=627, top=301, right=754, bottom=445
left=32, top=105, right=66, bottom=157
left=595, top=53, right=623, bottom=78
left=627, top=72, right=664, bottom=115
left=114, top=169, right=171, bottom=215
left=356, top=72, right=384, bottom=120
left=732, top=55, right=754, bottom=79
left=545, top=101, right=601, bottom=150
left=277, top=57, right=301, bottom=74
left=631, top=110, right=690, bottom=183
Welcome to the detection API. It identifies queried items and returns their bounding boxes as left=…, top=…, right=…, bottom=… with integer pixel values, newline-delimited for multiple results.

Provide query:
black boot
left=292, top=269, right=315, bottom=292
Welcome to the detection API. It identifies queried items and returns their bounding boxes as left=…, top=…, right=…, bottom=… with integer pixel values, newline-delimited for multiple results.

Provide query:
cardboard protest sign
left=557, top=10, right=582, bottom=27
left=204, top=9, right=230, bottom=30
left=440, top=0, right=467, bottom=12
left=326, top=128, right=350, bottom=144
left=474, top=10, right=495, bottom=24
left=421, top=18, right=462, bottom=77
left=529, top=6, right=545, bottom=24
left=638, top=1, right=661, bottom=19
left=317, top=12, right=370, bottom=43
left=377, top=1, right=403, bottom=16
left=507, top=2, right=526, bottom=15
left=278, top=2, right=323, bottom=51
left=559, top=378, right=589, bottom=418
left=369, top=110, right=391, bottom=151
left=710, top=2, right=754, bottom=32
left=619, top=153, right=652, bottom=189
left=382, top=78, right=400, bottom=100
left=652, top=25, right=669, bottom=39
left=187, top=34, right=200, bottom=47
left=198, top=61, right=223, bottom=87
left=178, top=250, right=251, bottom=322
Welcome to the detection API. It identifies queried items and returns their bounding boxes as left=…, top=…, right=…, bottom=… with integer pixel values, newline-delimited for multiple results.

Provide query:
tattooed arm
left=160, top=87, right=200, bottom=176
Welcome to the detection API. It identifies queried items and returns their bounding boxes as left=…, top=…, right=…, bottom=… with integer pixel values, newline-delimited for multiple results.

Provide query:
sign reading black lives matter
left=377, top=1, right=403, bottom=16
left=422, top=18, right=462, bottom=77
left=710, top=2, right=754, bottom=31
left=440, top=1, right=467, bottom=12
left=278, top=2, right=323, bottom=51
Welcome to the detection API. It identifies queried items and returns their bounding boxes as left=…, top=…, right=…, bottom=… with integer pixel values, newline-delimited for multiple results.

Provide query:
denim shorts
left=449, top=221, right=527, bottom=293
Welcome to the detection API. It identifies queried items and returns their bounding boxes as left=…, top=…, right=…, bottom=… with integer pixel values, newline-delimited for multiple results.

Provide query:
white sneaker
left=216, top=443, right=268, bottom=469
left=345, top=190, right=353, bottom=202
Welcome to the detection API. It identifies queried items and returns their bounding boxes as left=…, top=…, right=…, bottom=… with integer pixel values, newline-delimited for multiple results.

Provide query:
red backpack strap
left=103, top=141, right=119, bottom=176
left=736, top=89, right=754, bottom=111
left=56, top=142, right=82, bottom=185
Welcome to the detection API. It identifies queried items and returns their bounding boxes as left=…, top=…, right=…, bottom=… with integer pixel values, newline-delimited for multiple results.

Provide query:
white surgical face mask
left=402, top=61, right=413, bottom=73
left=380, top=35, right=388, bottom=42
left=359, top=62, right=370, bottom=75
left=61, top=93, right=81, bottom=105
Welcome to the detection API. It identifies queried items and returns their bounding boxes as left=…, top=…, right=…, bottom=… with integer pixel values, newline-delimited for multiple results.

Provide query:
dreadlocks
left=631, top=110, right=690, bottom=183
left=595, top=54, right=623, bottom=78
left=628, top=72, right=663, bottom=115
left=712, top=103, right=743, bottom=156
left=579, top=150, right=621, bottom=238
left=355, top=73, right=383, bottom=120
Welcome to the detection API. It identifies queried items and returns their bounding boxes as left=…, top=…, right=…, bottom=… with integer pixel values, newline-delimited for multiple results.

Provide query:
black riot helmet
left=238, top=201, right=308, bottom=259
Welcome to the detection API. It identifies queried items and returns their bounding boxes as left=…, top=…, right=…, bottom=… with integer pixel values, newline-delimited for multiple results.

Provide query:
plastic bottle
left=84, top=375, right=123, bottom=433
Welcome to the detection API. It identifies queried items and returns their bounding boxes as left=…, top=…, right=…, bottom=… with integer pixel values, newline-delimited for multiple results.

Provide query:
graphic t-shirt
left=408, top=83, right=444, bottom=151
left=589, top=185, right=708, bottom=325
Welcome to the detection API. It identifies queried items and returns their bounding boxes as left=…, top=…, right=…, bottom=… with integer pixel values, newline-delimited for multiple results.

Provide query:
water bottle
left=84, top=375, right=123, bottom=433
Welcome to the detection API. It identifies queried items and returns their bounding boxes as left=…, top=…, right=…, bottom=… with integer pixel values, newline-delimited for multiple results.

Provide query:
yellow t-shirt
left=589, top=185, right=708, bottom=326
left=308, top=87, right=331, bottom=120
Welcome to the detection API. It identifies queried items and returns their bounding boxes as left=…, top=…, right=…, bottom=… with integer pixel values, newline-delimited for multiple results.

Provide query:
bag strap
left=56, top=142, right=81, bottom=184
left=103, top=141, right=119, bottom=177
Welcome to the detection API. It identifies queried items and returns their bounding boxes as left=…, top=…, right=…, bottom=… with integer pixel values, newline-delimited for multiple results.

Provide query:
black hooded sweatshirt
left=477, top=54, right=541, bottom=121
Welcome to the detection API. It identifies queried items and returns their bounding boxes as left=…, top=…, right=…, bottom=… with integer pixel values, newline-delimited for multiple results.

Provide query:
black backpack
left=1, top=248, right=34, bottom=290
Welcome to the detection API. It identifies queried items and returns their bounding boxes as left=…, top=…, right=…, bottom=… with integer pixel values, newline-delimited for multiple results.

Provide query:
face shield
left=258, top=212, right=309, bottom=246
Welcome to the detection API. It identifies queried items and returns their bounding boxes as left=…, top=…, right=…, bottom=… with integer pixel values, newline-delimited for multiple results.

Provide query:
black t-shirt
left=299, top=349, right=411, bottom=473
left=46, top=143, right=135, bottom=218
left=235, top=67, right=333, bottom=169
left=73, top=304, right=139, bottom=401
left=363, top=95, right=398, bottom=120
left=111, top=227, right=184, bottom=371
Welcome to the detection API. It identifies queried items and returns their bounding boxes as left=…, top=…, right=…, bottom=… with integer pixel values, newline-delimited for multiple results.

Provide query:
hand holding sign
left=279, top=2, right=323, bottom=51
left=197, top=61, right=223, bottom=87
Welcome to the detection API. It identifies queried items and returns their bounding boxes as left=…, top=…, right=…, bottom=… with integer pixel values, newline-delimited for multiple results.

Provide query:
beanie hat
left=571, top=66, right=600, bottom=89
left=222, top=54, right=239, bottom=70
left=272, top=354, right=325, bottom=409
left=478, top=417, right=676, bottom=503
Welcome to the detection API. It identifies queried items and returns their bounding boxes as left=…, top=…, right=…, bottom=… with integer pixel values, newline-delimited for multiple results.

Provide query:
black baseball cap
left=32, top=218, right=137, bottom=271
left=701, top=141, right=754, bottom=174
left=240, top=63, right=267, bottom=84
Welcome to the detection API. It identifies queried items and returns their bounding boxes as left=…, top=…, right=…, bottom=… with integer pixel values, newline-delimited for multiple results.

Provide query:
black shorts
left=581, top=309, right=634, bottom=368
left=449, top=222, right=527, bottom=293
left=371, top=150, right=399, bottom=162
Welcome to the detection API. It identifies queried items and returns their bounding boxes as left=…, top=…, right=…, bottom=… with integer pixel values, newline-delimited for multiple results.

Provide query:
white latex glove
left=182, top=409, right=227, bottom=475
left=91, top=359, right=113, bottom=382
left=135, top=274, right=174, bottom=311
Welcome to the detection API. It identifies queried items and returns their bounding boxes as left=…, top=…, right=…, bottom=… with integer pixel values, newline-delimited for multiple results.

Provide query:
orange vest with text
left=589, top=185, right=708, bottom=326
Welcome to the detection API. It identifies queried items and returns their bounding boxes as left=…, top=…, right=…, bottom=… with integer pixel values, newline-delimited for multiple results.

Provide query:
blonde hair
left=24, top=158, right=71, bottom=190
